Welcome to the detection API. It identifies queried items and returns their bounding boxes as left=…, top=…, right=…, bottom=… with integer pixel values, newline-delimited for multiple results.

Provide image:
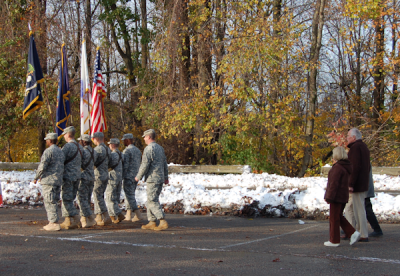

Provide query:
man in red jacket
left=344, top=128, right=370, bottom=242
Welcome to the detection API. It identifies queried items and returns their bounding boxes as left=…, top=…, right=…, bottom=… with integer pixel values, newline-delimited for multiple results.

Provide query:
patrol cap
left=92, top=132, right=104, bottom=139
left=142, top=129, right=156, bottom=138
left=61, top=126, right=76, bottom=135
left=44, top=133, right=58, bottom=140
left=121, top=133, right=134, bottom=140
left=107, top=138, right=120, bottom=145
left=78, top=134, right=91, bottom=142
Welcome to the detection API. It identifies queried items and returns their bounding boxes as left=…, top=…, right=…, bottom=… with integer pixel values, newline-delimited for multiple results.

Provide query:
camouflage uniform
left=93, top=143, right=111, bottom=215
left=136, top=142, right=168, bottom=222
left=61, top=139, right=83, bottom=217
left=77, top=145, right=97, bottom=217
left=106, top=149, right=123, bottom=217
left=123, top=144, right=142, bottom=211
left=35, top=144, right=65, bottom=223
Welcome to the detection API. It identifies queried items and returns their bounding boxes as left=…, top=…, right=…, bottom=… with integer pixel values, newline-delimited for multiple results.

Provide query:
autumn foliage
left=1, top=0, right=400, bottom=177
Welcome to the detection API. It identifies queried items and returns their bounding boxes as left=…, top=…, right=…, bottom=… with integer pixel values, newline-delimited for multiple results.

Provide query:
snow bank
left=1, top=169, right=399, bottom=221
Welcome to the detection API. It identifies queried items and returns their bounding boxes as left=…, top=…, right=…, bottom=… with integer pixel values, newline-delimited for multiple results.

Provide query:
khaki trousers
left=345, top=191, right=369, bottom=238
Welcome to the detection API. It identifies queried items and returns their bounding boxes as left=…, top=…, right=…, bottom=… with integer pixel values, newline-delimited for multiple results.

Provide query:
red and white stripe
left=90, top=50, right=107, bottom=134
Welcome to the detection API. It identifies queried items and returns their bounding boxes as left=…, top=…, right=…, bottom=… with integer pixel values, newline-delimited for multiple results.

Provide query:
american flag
left=90, top=48, right=107, bottom=134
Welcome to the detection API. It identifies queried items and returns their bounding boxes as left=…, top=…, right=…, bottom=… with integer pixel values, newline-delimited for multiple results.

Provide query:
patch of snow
left=1, top=169, right=399, bottom=221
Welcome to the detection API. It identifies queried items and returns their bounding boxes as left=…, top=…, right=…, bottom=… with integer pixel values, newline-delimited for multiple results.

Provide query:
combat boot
left=111, top=216, right=120, bottom=224
left=95, top=214, right=105, bottom=226
left=73, top=215, right=82, bottom=228
left=81, top=215, right=96, bottom=228
left=141, top=221, right=156, bottom=230
left=102, top=212, right=112, bottom=225
left=43, top=222, right=61, bottom=231
left=154, top=219, right=169, bottom=231
left=124, top=210, right=132, bottom=221
left=87, top=214, right=97, bottom=227
left=132, top=209, right=143, bottom=222
left=118, top=213, right=125, bottom=222
left=60, top=217, right=78, bottom=230
left=81, top=216, right=88, bottom=228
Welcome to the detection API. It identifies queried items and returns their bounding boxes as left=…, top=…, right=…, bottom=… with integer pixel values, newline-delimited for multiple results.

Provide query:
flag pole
left=87, top=89, right=92, bottom=134
left=86, top=36, right=92, bottom=135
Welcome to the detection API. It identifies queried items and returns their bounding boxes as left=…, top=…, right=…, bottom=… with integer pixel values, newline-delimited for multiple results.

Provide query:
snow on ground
left=1, top=169, right=400, bottom=221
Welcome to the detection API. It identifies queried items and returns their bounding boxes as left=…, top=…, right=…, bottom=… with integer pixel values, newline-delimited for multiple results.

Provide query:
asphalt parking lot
left=0, top=207, right=399, bottom=275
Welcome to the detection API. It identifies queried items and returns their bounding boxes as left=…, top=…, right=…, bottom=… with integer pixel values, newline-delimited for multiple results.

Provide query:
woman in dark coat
left=324, top=146, right=361, bottom=247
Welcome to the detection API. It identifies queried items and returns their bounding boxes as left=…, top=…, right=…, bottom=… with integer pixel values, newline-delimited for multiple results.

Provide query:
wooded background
left=1, top=0, right=400, bottom=177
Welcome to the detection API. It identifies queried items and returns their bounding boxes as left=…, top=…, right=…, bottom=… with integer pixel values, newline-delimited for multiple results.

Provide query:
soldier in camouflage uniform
left=92, top=132, right=112, bottom=226
left=33, top=133, right=64, bottom=231
left=60, top=126, right=84, bottom=229
left=135, top=129, right=169, bottom=231
left=121, top=133, right=143, bottom=222
left=106, top=138, right=125, bottom=223
left=77, top=134, right=97, bottom=228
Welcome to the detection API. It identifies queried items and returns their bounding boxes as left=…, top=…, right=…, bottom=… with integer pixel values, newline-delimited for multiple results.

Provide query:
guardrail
left=321, top=166, right=400, bottom=177
left=321, top=166, right=400, bottom=196
left=0, top=163, right=250, bottom=174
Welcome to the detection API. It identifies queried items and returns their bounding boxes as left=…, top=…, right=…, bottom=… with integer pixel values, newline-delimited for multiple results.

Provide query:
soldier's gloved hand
left=33, top=179, right=37, bottom=184
left=165, top=179, right=169, bottom=185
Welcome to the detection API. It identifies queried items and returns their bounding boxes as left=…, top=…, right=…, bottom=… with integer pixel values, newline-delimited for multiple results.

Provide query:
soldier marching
left=34, top=129, right=169, bottom=231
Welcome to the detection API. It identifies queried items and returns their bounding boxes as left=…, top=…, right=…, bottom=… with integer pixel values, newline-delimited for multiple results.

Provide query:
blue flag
left=56, top=43, right=71, bottom=138
left=23, top=34, right=44, bottom=119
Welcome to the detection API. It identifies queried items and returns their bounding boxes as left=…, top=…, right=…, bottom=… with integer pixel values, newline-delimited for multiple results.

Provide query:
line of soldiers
left=33, top=127, right=169, bottom=232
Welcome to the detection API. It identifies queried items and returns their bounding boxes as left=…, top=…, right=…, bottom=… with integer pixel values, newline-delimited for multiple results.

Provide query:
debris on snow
left=1, top=170, right=400, bottom=222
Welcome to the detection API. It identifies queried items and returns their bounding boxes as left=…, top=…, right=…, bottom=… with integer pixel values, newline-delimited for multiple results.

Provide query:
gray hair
left=332, top=146, right=348, bottom=161
left=349, top=128, right=362, bottom=140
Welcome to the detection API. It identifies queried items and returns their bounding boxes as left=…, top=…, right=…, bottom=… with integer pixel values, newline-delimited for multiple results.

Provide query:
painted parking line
left=291, top=253, right=400, bottom=265
left=69, top=231, right=121, bottom=239
left=219, top=224, right=320, bottom=249
left=2, top=232, right=400, bottom=265
left=0, top=219, right=34, bottom=224
left=1, top=232, right=221, bottom=251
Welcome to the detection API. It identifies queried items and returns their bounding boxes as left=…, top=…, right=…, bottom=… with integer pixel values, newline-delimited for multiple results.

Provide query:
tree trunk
left=355, top=33, right=362, bottom=126
left=178, top=0, right=194, bottom=163
left=140, top=0, right=148, bottom=69
left=36, top=0, right=47, bottom=74
left=299, top=0, right=326, bottom=177
left=179, top=0, right=190, bottom=92
left=391, top=1, right=399, bottom=105
left=38, top=125, right=46, bottom=158
left=268, top=0, right=282, bottom=166
left=108, top=3, right=140, bottom=125
left=6, top=139, right=13, bottom=162
left=72, top=1, right=81, bottom=79
left=35, top=0, right=47, bottom=158
left=372, top=6, right=385, bottom=129
left=85, top=0, right=92, bottom=74
left=197, top=0, right=212, bottom=96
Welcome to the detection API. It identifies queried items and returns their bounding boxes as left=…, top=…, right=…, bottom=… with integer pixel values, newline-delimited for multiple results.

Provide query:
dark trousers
left=329, top=202, right=356, bottom=243
left=365, top=198, right=382, bottom=232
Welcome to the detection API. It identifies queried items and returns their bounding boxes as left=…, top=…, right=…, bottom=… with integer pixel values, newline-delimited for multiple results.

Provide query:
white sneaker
left=324, top=241, right=340, bottom=247
left=350, top=231, right=361, bottom=245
